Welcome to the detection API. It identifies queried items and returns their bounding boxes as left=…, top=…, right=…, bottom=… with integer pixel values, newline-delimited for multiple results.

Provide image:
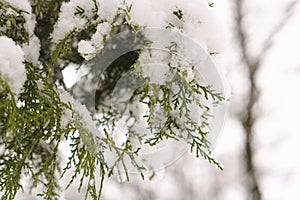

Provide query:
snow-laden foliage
left=0, top=36, right=26, bottom=94
left=0, top=0, right=227, bottom=199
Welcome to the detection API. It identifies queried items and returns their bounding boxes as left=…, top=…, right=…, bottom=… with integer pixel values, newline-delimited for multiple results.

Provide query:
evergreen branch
left=190, top=136, right=223, bottom=170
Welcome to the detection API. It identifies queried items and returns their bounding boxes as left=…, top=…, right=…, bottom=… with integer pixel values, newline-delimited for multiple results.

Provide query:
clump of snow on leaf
left=75, top=0, right=225, bottom=64
left=78, top=22, right=112, bottom=60
left=128, top=0, right=168, bottom=27
left=92, top=22, right=112, bottom=48
left=51, top=0, right=95, bottom=44
left=59, top=89, right=104, bottom=138
left=7, top=0, right=41, bottom=65
left=97, top=0, right=122, bottom=22
left=0, top=36, right=26, bottom=94
left=78, top=40, right=96, bottom=60
left=6, top=0, right=31, bottom=15
left=130, top=0, right=224, bottom=52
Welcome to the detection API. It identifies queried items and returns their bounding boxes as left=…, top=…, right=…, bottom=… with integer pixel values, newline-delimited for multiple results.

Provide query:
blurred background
left=94, top=0, right=300, bottom=199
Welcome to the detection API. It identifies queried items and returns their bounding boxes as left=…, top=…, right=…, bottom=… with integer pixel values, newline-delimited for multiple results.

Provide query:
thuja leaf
left=173, top=9, right=183, bottom=20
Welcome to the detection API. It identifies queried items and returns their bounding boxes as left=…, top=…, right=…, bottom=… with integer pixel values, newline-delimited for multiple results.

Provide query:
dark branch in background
left=234, top=0, right=298, bottom=200
left=235, top=1, right=261, bottom=198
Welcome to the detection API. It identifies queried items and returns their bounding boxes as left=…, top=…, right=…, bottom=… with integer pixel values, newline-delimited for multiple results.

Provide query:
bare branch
left=257, top=0, right=299, bottom=65
left=234, top=1, right=299, bottom=200
left=235, top=0, right=252, bottom=67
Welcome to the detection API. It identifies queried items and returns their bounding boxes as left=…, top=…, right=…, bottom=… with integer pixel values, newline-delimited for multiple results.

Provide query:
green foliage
left=173, top=8, right=183, bottom=20
left=0, top=0, right=225, bottom=199
left=208, top=2, right=215, bottom=8
left=0, top=63, right=65, bottom=199
left=31, top=0, right=67, bottom=63
left=0, top=0, right=29, bottom=44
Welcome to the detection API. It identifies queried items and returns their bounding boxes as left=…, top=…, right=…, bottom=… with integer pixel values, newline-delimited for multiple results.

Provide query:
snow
left=78, top=40, right=96, bottom=60
left=62, top=64, right=78, bottom=88
left=91, top=22, right=112, bottom=49
left=59, top=89, right=104, bottom=139
left=127, top=0, right=224, bottom=52
left=78, top=20, right=112, bottom=60
left=0, top=36, right=26, bottom=94
left=51, top=0, right=95, bottom=44
left=74, top=0, right=226, bottom=72
left=97, top=0, right=122, bottom=22
left=129, top=0, right=168, bottom=27
left=59, top=89, right=74, bottom=127
left=6, top=0, right=31, bottom=13
left=22, top=35, right=40, bottom=65
left=5, top=0, right=41, bottom=65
